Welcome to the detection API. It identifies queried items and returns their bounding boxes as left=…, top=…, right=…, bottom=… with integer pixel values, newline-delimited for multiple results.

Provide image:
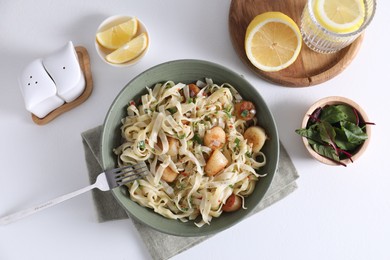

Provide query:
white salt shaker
left=42, top=41, right=85, bottom=102
left=19, top=59, right=64, bottom=119
left=19, top=41, right=86, bottom=119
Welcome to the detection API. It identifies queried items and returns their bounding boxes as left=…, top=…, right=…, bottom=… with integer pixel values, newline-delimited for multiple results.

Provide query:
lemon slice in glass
left=106, top=32, right=148, bottom=64
left=314, top=0, right=365, bottom=34
left=96, top=17, right=138, bottom=50
left=245, top=12, right=302, bottom=72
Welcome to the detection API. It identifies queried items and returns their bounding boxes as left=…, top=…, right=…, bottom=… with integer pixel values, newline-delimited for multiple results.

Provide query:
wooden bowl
left=301, top=96, right=371, bottom=166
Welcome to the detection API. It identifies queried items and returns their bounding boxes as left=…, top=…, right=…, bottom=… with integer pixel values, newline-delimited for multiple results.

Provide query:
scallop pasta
left=114, top=78, right=268, bottom=227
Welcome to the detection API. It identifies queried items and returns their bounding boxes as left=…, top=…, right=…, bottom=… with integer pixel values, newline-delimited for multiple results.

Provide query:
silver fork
left=0, top=162, right=148, bottom=225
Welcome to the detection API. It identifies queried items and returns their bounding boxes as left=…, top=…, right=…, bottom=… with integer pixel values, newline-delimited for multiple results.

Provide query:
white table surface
left=1, top=1, right=389, bottom=259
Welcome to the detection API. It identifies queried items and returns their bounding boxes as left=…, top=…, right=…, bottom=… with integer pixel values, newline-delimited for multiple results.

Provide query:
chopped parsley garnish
left=167, top=107, right=177, bottom=114
left=137, top=140, right=146, bottom=150
left=192, top=134, right=203, bottom=144
left=223, top=106, right=233, bottom=118
left=234, top=137, right=240, bottom=152
left=177, top=133, right=187, bottom=139
left=234, top=137, right=240, bottom=147
left=241, top=109, right=249, bottom=118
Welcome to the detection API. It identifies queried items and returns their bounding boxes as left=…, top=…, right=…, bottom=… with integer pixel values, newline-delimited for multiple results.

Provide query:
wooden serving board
left=32, top=46, right=93, bottom=125
left=229, top=0, right=364, bottom=87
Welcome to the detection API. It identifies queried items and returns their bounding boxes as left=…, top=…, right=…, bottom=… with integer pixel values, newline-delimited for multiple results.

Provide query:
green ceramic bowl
left=101, top=59, right=279, bottom=236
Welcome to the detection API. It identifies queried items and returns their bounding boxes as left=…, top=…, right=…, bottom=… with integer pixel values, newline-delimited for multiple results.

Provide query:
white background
left=1, top=1, right=389, bottom=259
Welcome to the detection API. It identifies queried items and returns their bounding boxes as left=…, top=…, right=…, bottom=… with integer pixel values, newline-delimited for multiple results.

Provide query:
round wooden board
left=228, top=0, right=364, bottom=87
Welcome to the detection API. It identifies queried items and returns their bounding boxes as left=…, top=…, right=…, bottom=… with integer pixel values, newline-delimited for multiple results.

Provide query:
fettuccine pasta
left=114, top=78, right=267, bottom=227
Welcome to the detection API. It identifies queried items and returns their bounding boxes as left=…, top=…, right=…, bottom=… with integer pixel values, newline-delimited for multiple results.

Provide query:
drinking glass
left=300, top=0, right=376, bottom=54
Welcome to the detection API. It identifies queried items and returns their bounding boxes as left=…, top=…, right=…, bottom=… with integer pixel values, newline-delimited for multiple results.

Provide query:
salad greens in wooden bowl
left=296, top=96, right=373, bottom=166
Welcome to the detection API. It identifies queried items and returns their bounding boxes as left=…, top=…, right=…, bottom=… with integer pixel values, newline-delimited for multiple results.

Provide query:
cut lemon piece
left=106, top=32, right=148, bottom=64
left=245, top=12, right=302, bottom=72
left=96, top=17, right=138, bottom=50
left=314, top=0, right=365, bottom=34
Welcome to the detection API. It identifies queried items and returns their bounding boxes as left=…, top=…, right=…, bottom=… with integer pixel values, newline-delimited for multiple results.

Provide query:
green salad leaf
left=340, top=121, right=368, bottom=144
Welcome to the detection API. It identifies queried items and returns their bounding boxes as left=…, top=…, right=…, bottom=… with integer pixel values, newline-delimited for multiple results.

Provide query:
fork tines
left=106, top=162, right=149, bottom=188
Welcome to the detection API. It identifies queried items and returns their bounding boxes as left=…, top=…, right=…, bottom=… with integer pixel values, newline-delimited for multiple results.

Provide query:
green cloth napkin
left=81, top=126, right=299, bottom=260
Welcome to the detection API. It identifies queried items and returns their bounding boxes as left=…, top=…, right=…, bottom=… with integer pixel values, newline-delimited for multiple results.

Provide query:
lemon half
left=314, top=0, right=365, bottom=34
left=245, top=12, right=302, bottom=72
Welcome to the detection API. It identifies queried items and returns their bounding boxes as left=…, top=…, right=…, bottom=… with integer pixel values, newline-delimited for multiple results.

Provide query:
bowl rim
left=95, top=14, right=150, bottom=67
left=101, top=59, right=279, bottom=236
left=301, top=96, right=371, bottom=166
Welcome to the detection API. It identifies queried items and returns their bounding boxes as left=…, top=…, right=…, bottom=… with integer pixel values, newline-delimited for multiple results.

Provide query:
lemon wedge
left=314, top=0, right=365, bottom=34
left=96, top=17, right=138, bottom=50
left=106, top=32, right=148, bottom=64
left=245, top=12, right=302, bottom=72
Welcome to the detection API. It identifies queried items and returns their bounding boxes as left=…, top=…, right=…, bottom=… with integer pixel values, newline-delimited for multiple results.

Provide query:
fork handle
left=0, top=183, right=97, bottom=225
